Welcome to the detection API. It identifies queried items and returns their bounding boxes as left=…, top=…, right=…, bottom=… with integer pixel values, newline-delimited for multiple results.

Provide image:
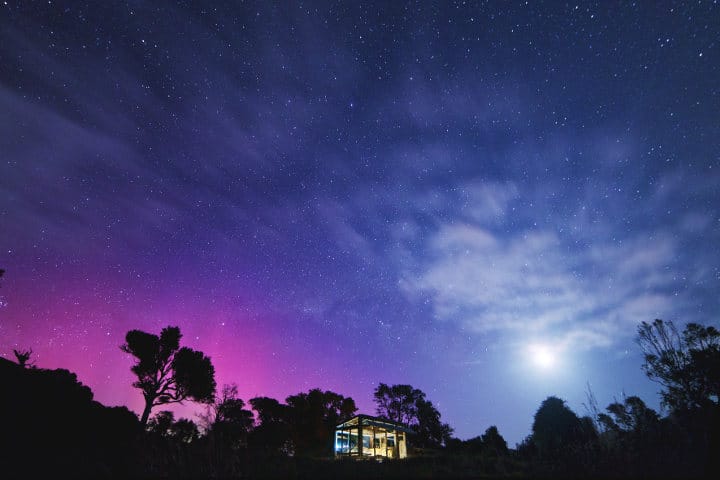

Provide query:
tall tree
left=121, top=326, right=216, bottom=426
left=204, top=384, right=254, bottom=448
left=531, top=396, right=584, bottom=459
left=285, top=388, right=356, bottom=457
left=250, top=396, right=288, bottom=425
left=214, top=384, right=254, bottom=430
left=599, top=395, right=659, bottom=433
left=248, top=396, right=292, bottom=455
left=481, top=425, right=509, bottom=456
left=415, top=397, right=454, bottom=448
left=373, top=383, right=423, bottom=425
left=637, top=319, right=720, bottom=410
left=373, top=383, right=453, bottom=448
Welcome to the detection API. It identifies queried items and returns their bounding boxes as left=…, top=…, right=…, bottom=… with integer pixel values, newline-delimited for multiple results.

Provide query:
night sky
left=1, top=1, right=719, bottom=446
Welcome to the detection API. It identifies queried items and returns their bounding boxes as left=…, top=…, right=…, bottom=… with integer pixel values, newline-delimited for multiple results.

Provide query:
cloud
left=402, top=218, right=681, bottom=352
left=459, top=182, right=519, bottom=224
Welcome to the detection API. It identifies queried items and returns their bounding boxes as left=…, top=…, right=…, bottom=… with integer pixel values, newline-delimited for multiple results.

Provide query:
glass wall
left=334, top=415, right=409, bottom=459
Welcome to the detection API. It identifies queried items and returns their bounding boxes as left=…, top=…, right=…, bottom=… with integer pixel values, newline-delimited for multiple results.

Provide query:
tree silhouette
left=637, top=319, right=720, bottom=410
left=121, top=326, right=216, bottom=426
left=214, top=384, right=254, bottom=426
left=147, top=410, right=200, bottom=444
left=285, top=388, right=357, bottom=457
left=203, top=384, right=254, bottom=448
left=374, top=383, right=422, bottom=425
left=172, top=418, right=200, bottom=443
left=481, top=425, right=508, bottom=456
left=415, top=396, right=454, bottom=447
left=373, top=383, right=453, bottom=448
left=248, top=396, right=292, bottom=455
left=531, top=396, right=584, bottom=459
left=1, top=357, right=140, bottom=477
left=13, top=348, right=33, bottom=368
left=599, top=395, right=659, bottom=433
left=147, top=410, right=176, bottom=436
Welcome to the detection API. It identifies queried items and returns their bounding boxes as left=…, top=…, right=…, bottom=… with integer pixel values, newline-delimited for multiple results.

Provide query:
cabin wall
left=334, top=425, right=408, bottom=459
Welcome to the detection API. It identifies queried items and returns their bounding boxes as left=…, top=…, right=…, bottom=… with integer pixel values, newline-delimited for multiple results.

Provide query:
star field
left=1, top=1, right=719, bottom=445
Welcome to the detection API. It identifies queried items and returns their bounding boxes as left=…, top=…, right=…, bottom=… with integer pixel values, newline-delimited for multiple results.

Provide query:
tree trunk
left=140, top=399, right=154, bottom=426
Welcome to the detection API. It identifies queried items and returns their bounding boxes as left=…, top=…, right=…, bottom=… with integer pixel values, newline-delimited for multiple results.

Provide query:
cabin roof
left=335, top=414, right=414, bottom=433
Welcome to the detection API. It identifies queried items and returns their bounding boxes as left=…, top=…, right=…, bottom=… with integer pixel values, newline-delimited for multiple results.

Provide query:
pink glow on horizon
left=0, top=266, right=377, bottom=424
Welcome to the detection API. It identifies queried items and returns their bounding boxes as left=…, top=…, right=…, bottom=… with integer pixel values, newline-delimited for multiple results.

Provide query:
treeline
left=506, top=319, right=720, bottom=479
left=0, top=354, right=454, bottom=478
left=0, top=325, right=457, bottom=478
left=1, top=318, right=719, bottom=478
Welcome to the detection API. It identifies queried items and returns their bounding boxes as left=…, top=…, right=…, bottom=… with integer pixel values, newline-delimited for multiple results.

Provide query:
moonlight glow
left=529, top=344, right=558, bottom=370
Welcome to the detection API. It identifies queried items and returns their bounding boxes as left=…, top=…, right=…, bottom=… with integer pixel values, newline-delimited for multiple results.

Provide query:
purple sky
left=1, top=1, right=719, bottom=445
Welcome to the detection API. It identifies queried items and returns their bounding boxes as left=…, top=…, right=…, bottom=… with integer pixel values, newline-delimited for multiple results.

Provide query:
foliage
left=249, top=396, right=293, bottom=455
left=373, top=383, right=453, bottom=448
left=481, top=425, right=508, bottom=456
left=6, top=316, right=720, bottom=478
left=189, top=384, right=255, bottom=477
left=531, top=396, right=586, bottom=460
left=13, top=348, right=33, bottom=367
left=146, top=410, right=199, bottom=443
left=215, top=384, right=254, bottom=429
left=147, top=410, right=176, bottom=436
left=247, top=389, right=357, bottom=458
left=637, top=318, right=720, bottom=410
left=598, top=395, right=659, bottom=434
left=374, top=383, right=424, bottom=425
left=414, top=396, right=454, bottom=448
left=0, top=357, right=141, bottom=477
left=121, top=326, right=216, bottom=425
left=285, top=388, right=357, bottom=457
left=172, top=418, right=200, bottom=443
left=204, top=384, right=254, bottom=447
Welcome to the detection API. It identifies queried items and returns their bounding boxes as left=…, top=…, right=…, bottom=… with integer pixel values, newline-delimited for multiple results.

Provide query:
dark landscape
left=1, top=1, right=719, bottom=478
left=1, top=316, right=719, bottom=478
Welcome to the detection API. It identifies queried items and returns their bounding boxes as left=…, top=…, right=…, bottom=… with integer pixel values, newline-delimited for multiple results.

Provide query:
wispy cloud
left=400, top=182, right=683, bottom=352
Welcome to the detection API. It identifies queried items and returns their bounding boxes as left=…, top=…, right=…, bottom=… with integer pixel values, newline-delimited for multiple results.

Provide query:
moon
left=529, top=344, right=557, bottom=370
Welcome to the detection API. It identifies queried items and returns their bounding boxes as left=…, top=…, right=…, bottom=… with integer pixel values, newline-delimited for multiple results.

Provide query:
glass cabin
left=334, top=414, right=412, bottom=459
